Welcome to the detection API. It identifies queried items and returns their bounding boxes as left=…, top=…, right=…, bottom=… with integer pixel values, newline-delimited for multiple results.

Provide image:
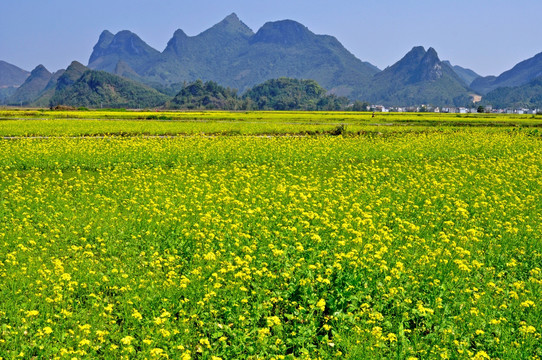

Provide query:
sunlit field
left=1, top=109, right=542, bottom=137
left=0, top=110, right=540, bottom=359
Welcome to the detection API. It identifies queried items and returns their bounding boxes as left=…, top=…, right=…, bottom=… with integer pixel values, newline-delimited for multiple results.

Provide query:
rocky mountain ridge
left=4, top=13, right=542, bottom=107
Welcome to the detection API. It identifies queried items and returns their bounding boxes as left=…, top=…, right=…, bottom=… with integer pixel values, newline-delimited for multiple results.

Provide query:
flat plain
left=0, top=110, right=540, bottom=359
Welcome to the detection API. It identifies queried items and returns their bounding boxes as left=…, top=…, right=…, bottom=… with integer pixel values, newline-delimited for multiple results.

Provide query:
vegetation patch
left=0, top=112, right=540, bottom=359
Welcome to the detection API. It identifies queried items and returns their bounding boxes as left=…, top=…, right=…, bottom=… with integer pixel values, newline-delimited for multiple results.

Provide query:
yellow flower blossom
left=120, top=336, right=134, bottom=345
left=316, top=298, right=326, bottom=312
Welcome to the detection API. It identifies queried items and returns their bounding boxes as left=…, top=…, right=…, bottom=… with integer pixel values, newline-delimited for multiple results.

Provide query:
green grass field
left=0, top=111, right=540, bottom=359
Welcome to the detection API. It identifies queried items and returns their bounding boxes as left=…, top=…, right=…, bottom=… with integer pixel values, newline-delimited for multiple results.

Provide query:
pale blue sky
left=2, top=0, right=541, bottom=76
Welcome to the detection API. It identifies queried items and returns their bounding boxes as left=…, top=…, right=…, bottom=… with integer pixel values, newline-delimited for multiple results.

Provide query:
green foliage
left=56, top=61, right=88, bottom=91
left=244, top=78, right=349, bottom=111
left=0, top=125, right=541, bottom=359
left=167, top=80, right=242, bottom=110
left=50, top=70, right=169, bottom=109
left=330, top=124, right=347, bottom=135
left=151, top=82, right=186, bottom=97
left=483, top=77, right=542, bottom=109
left=351, top=101, right=370, bottom=112
left=166, top=78, right=350, bottom=111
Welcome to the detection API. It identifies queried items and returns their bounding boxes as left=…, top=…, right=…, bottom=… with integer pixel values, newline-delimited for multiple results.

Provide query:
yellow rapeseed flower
left=316, top=298, right=326, bottom=312
left=120, top=336, right=134, bottom=345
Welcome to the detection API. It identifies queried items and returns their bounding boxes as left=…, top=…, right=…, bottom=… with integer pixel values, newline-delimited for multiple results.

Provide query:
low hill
left=244, top=78, right=349, bottom=110
left=167, top=80, right=242, bottom=110
left=50, top=69, right=169, bottom=108
left=56, top=61, right=89, bottom=90
left=166, top=78, right=349, bottom=110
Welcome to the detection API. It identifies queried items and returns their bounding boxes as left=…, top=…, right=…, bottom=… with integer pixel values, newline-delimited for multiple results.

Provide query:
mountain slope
left=32, top=61, right=88, bottom=106
left=0, top=60, right=30, bottom=88
left=56, top=61, right=88, bottom=90
left=471, top=52, right=542, bottom=94
left=50, top=69, right=169, bottom=108
left=228, top=20, right=379, bottom=95
left=88, top=30, right=161, bottom=74
left=8, top=65, right=53, bottom=105
left=442, top=61, right=480, bottom=86
left=31, top=69, right=66, bottom=107
left=483, top=76, right=542, bottom=109
left=163, top=13, right=254, bottom=62
left=6, top=60, right=168, bottom=108
left=150, top=13, right=255, bottom=86
left=361, top=47, right=472, bottom=106
left=0, top=88, right=17, bottom=104
left=87, top=14, right=379, bottom=97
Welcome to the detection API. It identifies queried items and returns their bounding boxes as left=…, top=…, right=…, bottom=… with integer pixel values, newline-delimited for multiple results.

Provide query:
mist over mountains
left=3, top=13, right=542, bottom=108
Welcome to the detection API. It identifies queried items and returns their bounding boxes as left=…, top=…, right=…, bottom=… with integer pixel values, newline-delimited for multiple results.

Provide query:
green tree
left=352, top=101, right=370, bottom=111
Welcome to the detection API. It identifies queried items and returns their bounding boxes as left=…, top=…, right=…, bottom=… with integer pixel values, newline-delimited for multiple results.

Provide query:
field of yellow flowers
left=0, top=112, right=541, bottom=359
left=1, top=109, right=542, bottom=137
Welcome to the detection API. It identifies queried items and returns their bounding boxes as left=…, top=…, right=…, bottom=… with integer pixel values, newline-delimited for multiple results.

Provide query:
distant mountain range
left=6, top=61, right=168, bottom=108
left=471, top=52, right=542, bottom=95
left=3, top=13, right=542, bottom=108
left=0, top=61, right=31, bottom=103
left=0, top=60, right=30, bottom=88
left=85, top=13, right=476, bottom=106
left=88, top=13, right=379, bottom=97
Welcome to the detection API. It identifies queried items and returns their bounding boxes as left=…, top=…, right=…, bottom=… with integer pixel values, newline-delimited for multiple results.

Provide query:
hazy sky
left=2, top=0, right=542, bottom=76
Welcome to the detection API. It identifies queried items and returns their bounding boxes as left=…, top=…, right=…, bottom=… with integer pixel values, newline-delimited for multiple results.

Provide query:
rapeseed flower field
left=0, top=111, right=540, bottom=359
